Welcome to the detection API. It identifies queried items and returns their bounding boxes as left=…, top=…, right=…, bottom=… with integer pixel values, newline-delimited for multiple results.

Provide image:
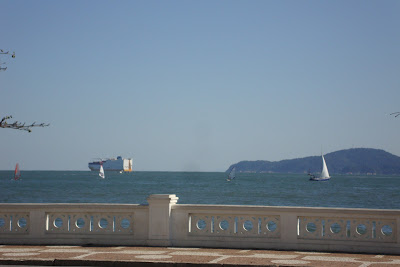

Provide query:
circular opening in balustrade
left=356, top=224, right=367, bottom=235
left=54, top=218, right=63, bottom=228
left=196, top=219, right=206, bottom=230
left=76, top=218, right=85, bottom=228
left=17, top=218, right=27, bottom=228
left=306, top=222, right=316, bottom=233
left=121, top=218, right=130, bottom=229
left=219, top=220, right=229, bottom=231
left=99, top=218, right=108, bottom=229
left=243, top=220, right=253, bottom=231
left=330, top=223, right=341, bottom=234
left=266, top=221, right=277, bottom=232
left=0, top=218, right=5, bottom=228
left=381, top=225, right=392, bottom=236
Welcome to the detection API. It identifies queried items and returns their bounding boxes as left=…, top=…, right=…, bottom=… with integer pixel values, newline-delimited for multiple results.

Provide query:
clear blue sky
left=1, top=0, right=399, bottom=171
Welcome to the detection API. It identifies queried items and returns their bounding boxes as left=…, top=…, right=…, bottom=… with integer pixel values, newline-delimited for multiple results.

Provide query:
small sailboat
left=309, top=155, right=330, bottom=181
left=99, top=164, right=105, bottom=179
left=14, top=163, right=21, bottom=180
left=227, top=167, right=236, bottom=181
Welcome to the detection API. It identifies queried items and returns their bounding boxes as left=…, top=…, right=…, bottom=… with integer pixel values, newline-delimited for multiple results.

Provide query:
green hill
left=227, top=148, right=400, bottom=175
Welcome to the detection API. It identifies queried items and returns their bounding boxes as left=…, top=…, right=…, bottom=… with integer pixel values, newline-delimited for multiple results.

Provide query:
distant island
left=226, top=148, right=400, bottom=175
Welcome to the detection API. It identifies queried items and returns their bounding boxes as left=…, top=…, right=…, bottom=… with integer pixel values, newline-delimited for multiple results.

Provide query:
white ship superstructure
left=88, top=156, right=133, bottom=172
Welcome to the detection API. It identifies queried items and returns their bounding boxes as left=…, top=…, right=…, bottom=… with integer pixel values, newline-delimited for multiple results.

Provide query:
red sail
left=14, top=163, right=21, bottom=180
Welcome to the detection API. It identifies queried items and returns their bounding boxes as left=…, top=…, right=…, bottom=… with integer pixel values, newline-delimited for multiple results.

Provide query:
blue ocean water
left=0, top=171, right=399, bottom=209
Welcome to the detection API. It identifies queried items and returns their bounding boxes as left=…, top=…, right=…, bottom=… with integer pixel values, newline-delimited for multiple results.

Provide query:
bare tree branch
left=1, top=51, right=49, bottom=132
left=390, top=112, right=400, bottom=118
left=0, top=49, right=15, bottom=71
left=0, top=116, right=50, bottom=133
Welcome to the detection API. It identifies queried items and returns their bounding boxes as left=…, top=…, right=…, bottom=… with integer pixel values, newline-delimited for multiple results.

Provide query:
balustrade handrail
left=173, top=203, right=400, bottom=215
left=0, top=194, right=399, bottom=254
left=0, top=203, right=147, bottom=208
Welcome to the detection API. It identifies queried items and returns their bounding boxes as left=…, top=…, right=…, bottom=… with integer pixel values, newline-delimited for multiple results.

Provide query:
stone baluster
left=147, top=194, right=179, bottom=246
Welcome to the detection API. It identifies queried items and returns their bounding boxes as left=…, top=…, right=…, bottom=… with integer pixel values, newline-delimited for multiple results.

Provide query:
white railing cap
left=147, top=194, right=179, bottom=203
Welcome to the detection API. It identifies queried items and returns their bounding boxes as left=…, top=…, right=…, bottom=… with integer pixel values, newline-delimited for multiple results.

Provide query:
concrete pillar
left=147, top=194, right=179, bottom=246
left=280, top=213, right=299, bottom=250
left=30, top=210, right=46, bottom=244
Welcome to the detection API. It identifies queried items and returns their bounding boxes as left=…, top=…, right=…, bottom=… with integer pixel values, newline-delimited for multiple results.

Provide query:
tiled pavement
left=0, top=245, right=399, bottom=266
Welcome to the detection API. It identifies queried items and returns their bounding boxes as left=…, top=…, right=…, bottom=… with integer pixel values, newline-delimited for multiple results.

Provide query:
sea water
left=0, top=171, right=399, bottom=209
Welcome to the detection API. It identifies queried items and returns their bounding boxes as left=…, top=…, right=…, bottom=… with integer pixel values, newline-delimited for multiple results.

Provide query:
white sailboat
left=309, top=155, right=330, bottom=181
left=99, top=164, right=105, bottom=179
left=227, top=167, right=236, bottom=181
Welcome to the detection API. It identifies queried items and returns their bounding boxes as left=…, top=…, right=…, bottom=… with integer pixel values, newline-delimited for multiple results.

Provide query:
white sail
left=320, top=155, right=330, bottom=179
left=309, top=155, right=330, bottom=181
left=227, top=167, right=236, bottom=181
left=99, top=165, right=105, bottom=179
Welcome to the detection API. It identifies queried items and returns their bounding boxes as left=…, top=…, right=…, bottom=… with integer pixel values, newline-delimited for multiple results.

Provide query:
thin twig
left=0, top=115, right=50, bottom=132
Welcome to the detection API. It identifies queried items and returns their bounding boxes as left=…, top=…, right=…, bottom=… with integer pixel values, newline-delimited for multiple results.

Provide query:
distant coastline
left=227, top=148, right=400, bottom=175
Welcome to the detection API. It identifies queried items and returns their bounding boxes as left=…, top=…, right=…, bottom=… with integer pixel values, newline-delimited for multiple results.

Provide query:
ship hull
left=88, top=156, right=133, bottom=172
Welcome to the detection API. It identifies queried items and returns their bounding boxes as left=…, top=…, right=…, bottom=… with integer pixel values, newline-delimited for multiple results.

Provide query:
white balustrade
left=0, top=195, right=399, bottom=254
left=188, top=213, right=281, bottom=238
left=0, top=213, right=29, bottom=233
left=46, top=213, right=134, bottom=234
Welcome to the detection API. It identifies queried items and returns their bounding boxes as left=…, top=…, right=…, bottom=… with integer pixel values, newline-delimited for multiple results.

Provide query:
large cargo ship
left=88, top=156, right=133, bottom=172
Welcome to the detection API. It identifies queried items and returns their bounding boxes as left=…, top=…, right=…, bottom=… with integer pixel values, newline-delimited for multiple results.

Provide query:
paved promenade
left=0, top=245, right=399, bottom=266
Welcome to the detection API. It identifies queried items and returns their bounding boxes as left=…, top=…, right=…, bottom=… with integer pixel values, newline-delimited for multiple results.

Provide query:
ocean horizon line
left=0, top=169, right=226, bottom=173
